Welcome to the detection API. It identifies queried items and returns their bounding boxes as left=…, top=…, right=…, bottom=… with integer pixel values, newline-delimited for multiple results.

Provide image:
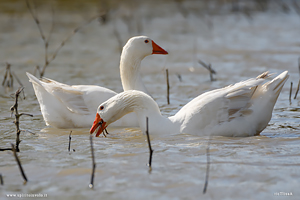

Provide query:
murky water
left=1, top=1, right=300, bottom=199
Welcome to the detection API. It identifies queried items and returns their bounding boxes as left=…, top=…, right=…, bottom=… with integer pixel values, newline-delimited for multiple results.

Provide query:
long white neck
left=120, top=50, right=149, bottom=94
left=133, top=99, right=180, bottom=135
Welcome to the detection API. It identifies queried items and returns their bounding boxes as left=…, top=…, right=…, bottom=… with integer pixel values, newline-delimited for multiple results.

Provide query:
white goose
left=27, top=36, right=168, bottom=128
left=90, top=71, right=289, bottom=137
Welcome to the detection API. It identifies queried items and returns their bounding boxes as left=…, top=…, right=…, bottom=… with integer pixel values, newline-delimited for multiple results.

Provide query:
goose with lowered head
left=90, top=71, right=288, bottom=137
left=27, top=36, right=168, bottom=128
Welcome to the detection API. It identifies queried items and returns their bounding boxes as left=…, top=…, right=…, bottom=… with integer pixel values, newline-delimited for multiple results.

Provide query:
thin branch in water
left=166, top=69, right=170, bottom=105
left=68, top=131, right=72, bottom=152
left=33, top=65, right=41, bottom=77
left=113, top=21, right=123, bottom=55
left=0, top=148, right=13, bottom=151
left=46, top=15, right=99, bottom=76
left=0, top=174, right=3, bottom=185
left=145, top=117, right=153, bottom=169
left=289, top=82, right=293, bottom=105
left=176, top=73, right=182, bottom=82
left=198, top=60, right=216, bottom=82
left=2, top=63, right=13, bottom=88
left=203, top=136, right=212, bottom=194
left=89, top=135, right=96, bottom=189
left=294, top=80, right=300, bottom=99
left=293, top=0, right=300, bottom=15
left=294, top=57, right=300, bottom=99
left=11, top=143, right=28, bottom=183
left=10, top=87, right=33, bottom=152
left=27, top=0, right=99, bottom=77
left=11, top=71, right=23, bottom=87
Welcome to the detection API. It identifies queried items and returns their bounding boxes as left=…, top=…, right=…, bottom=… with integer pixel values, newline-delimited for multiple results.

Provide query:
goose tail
left=26, top=72, right=44, bottom=87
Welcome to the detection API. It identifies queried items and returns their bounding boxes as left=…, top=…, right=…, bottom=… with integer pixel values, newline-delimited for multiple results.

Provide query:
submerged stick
left=11, top=143, right=28, bottom=183
left=10, top=87, right=33, bottom=152
left=0, top=148, right=13, bottom=151
left=11, top=71, right=23, bottom=87
left=113, top=22, right=123, bottom=55
left=166, top=69, right=170, bottom=105
left=89, top=135, right=96, bottom=189
left=45, top=16, right=98, bottom=77
left=26, top=0, right=99, bottom=77
left=289, top=82, right=293, bottom=105
left=0, top=174, right=3, bottom=185
left=68, top=131, right=72, bottom=152
left=145, top=117, right=153, bottom=168
left=294, top=80, right=300, bottom=99
left=198, top=60, right=216, bottom=82
left=294, top=58, right=300, bottom=99
left=203, top=136, right=211, bottom=194
left=2, top=63, right=13, bottom=88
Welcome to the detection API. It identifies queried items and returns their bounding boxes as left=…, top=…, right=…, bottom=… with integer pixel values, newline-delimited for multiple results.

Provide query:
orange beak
left=90, top=113, right=107, bottom=137
left=152, top=40, right=168, bottom=55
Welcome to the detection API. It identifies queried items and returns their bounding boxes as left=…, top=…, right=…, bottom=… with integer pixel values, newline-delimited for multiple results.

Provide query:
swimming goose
left=27, top=36, right=168, bottom=128
left=90, top=71, right=288, bottom=137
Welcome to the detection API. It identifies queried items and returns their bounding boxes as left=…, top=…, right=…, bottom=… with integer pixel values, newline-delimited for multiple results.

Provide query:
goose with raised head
left=90, top=71, right=289, bottom=137
left=27, top=36, right=168, bottom=128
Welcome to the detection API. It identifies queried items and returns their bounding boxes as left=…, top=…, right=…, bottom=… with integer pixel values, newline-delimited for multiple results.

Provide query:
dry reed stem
left=198, top=60, right=216, bottom=82
left=68, top=131, right=72, bottom=152
left=11, top=143, right=28, bottom=183
left=166, top=69, right=170, bottom=105
left=10, top=87, right=33, bottom=152
left=203, top=136, right=211, bottom=194
left=26, top=0, right=99, bottom=77
left=2, top=63, right=13, bottom=88
left=145, top=117, right=153, bottom=169
left=89, top=135, right=96, bottom=189
left=289, top=82, right=293, bottom=105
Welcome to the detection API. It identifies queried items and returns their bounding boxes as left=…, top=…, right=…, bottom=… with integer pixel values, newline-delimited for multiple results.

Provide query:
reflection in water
left=1, top=0, right=300, bottom=199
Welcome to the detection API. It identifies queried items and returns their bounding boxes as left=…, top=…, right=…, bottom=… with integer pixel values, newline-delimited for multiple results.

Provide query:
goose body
left=27, top=36, right=168, bottom=128
left=90, top=71, right=289, bottom=137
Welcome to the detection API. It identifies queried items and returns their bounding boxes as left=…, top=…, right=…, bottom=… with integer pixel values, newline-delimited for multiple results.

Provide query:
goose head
left=90, top=90, right=158, bottom=137
left=122, top=36, right=168, bottom=59
left=120, top=36, right=168, bottom=93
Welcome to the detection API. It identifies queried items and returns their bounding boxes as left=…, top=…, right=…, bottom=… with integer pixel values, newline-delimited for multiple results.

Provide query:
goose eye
left=100, top=106, right=104, bottom=110
left=144, top=40, right=149, bottom=43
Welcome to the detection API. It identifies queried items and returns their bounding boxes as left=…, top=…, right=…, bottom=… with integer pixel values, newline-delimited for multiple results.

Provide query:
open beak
left=152, top=40, right=168, bottom=55
left=90, top=113, right=107, bottom=137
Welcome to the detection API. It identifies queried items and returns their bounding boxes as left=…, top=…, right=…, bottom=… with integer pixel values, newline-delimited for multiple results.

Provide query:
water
left=1, top=1, right=300, bottom=199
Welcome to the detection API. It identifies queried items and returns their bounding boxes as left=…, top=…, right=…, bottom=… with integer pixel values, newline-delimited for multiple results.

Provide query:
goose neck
left=120, top=52, right=143, bottom=91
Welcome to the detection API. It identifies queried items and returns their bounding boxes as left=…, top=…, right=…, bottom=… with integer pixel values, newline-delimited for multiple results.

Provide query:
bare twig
left=11, top=143, right=28, bottom=183
left=0, top=174, right=3, bottom=185
left=294, top=58, right=300, bottom=99
left=294, top=80, right=300, bottom=99
left=11, top=71, right=23, bottom=87
left=89, top=135, right=96, bottom=189
left=176, top=73, right=182, bottom=82
left=45, top=15, right=99, bottom=77
left=33, top=65, right=41, bottom=77
left=145, top=117, right=153, bottom=169
left=113, top=22, right=123, bottom=55
left=203, top=136, right=212, bottom=194
left=0, top=148, right=13, bottom=151
left=289, top=82, right=293, bottom=105
left=26, top=0, right=99, bottom=77
left=10, top=87, right=33, bottom=152
left=198, top=60, right=216, bottom=81
left=166, top=69, right=170, bottom=105
left=293, top=0, right=300, bottom=15
left=2, top=63, right=13, bottom=88
left=68, top=131, right=72, bottom=152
